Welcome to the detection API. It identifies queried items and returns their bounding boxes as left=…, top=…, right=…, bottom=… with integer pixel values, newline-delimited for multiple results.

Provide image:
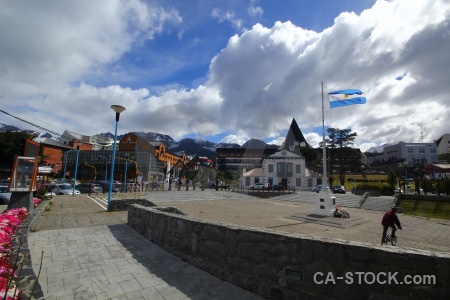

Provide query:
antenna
left=420, top=126, right=426, bottom=143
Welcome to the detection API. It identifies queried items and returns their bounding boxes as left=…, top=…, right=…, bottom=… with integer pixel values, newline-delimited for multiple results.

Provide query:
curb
left=11, top=200, right=51, bottom=300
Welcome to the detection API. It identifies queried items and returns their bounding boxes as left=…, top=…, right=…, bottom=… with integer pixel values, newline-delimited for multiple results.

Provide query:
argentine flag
left=328, top=89, right=366, bottom=108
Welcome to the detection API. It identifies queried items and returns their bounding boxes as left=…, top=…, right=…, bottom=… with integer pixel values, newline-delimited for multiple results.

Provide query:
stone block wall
left=354, top=189, right=382, bottom=197
left=128, top=204, right=450, bottom=299
left=110, top=198, right=156, bottom=211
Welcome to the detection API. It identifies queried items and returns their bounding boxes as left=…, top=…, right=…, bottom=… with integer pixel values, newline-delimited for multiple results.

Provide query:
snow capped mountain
left=365, top=144, right=393, bottom=153
left=133, top=131, right=176, bottom=146
left=170, top=138, right=218, bottom=157
left=242, top=138, right=275, bottom=149
left=2, top=124, right=275, bottom=158
left=0, top=123, right=39, bottom=135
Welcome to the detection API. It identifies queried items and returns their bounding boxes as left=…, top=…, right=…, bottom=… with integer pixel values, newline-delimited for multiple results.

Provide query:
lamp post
left=72, top=149, right=79, bottom=196
left=107, top=105, right=126, bottom=210
left=99, top=155, right=108, bottom=181
left=272, top=159, right=275, bottom=192
left=63, top=149, right=78, bottom=182
left=124, top=155, right=128, bottom=192
left=84, top=162, right=97, bottom=180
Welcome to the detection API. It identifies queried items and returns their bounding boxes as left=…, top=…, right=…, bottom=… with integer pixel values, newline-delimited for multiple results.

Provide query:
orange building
left=120, top=133, right=188, bottom=172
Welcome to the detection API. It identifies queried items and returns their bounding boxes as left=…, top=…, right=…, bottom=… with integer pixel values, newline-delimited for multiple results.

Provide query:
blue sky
left=0, top=0, right=449, bottom=152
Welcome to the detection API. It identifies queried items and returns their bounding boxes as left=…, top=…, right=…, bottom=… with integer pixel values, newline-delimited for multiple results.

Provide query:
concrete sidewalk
left=22, top=190, right=450, bottom=299
left=25, top=195, right=263, bottom=300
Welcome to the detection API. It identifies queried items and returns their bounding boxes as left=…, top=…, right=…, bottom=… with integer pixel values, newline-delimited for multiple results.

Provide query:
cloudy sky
left=0, top=0, right=449, bottom=152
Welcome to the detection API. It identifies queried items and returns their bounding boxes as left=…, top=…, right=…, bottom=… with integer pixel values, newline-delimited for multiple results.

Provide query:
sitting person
left=334, top=207, right=343, bottom=218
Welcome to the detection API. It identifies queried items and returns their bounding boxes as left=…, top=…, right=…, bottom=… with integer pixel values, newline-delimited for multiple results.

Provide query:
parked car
left=201, top=182, right=216, bottom=189
left=54, top=178, right=70, bottom=184
left=394, top=188, right=404, bottom=194
left=249, top=183, right=266, bottom=191
left=148, top=181, right=162, bottom=189
left=311, top=185, right=322, bottom=192
left=51, top=184, right=81, bottom=195
left=90, top=180, right=120, bottom=193
left=0, top=185, right=11, bottom=204
left=75, top=183, right=102, bottom=194
left=266, top=184, right=285, bottom=191
left=332, top=185, right=346, bottom=194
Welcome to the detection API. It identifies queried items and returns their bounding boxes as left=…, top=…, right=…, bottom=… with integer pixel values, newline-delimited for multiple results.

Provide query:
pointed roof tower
left=277, top=118, right=311, bottom=155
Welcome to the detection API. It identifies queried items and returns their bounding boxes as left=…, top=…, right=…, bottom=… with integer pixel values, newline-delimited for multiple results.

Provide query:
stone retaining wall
left=128, top=204, right=450, bottom=299
left=110, top=198, right=156, bottom=211
left=354, top=189, right=382, bottom=197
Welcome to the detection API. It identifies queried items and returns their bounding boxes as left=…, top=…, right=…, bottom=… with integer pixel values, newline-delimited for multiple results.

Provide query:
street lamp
left=107, top=105, right=126, bottom=210
left=72, top=149, right=79, bottom=196
left=124, top=154, right=129, bottom=192
left=63, top=149, right=78, bottom=182
left=84, top=162, right=97, bottom=180
left=99, top=155, right=108, bottom=181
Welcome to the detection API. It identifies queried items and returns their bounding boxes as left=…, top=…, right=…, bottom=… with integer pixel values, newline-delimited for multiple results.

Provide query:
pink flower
left=0, top=207, right=29, bottom=299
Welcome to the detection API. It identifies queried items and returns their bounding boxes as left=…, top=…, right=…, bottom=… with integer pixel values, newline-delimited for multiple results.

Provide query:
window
left=286, top=163, right=293, bottom=173
left=286, top=163, right=293, bottom=176
left=269, top=164, right=273, bottom=172
left=277, top=163, right=285, bottom=174
left=255, top=178, right=260, bottom=184
left=296, top=164, right=301, bottom=173
left=245, top=177, right=250, bottom=186
left=296, top=178, right=302, bottom=186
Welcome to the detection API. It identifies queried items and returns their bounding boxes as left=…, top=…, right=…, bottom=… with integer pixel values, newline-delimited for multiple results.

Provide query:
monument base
left=312, top=189, right=336, bottom=216
left=8, top=191, right=34, bottom=212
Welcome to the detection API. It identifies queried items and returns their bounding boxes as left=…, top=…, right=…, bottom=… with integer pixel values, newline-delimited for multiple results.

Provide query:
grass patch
left=44, top=200, right=53, bottom=212
left=398, top=200, right=450, bottom=220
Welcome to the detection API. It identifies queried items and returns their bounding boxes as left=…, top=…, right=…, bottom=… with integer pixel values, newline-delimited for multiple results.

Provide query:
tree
left=301, top=146, right=319, bottom=171
left=0, top=131, right=37, bottom=163
left=387, top=169, right=397, bottom=194
left=218, top=170, right=235, bottom=185
left=326, top=128, right=359, bottom=185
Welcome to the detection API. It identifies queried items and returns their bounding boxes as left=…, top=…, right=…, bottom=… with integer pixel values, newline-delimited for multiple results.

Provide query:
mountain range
left=0, top=123, right=275, bottom=157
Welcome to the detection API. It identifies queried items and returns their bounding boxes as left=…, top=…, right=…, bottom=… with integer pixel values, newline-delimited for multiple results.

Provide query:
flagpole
left=313, top=81, right=334, bottom=217
left=321, top=81, right=328, bottom=191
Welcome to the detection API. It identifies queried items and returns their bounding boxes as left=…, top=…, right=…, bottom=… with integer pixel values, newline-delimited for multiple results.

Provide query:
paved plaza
left=23, top=189, right=450, bottom=299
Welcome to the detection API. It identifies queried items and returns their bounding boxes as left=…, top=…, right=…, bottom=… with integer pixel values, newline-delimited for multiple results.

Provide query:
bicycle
left=382, top=231, right=397, bottom=246
left=334, top=205, right=350, bottom=218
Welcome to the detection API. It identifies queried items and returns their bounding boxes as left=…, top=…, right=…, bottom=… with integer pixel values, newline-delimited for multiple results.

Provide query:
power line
left=0, top=109, right=94, bottom=145
left=0, top=109, right=63, bottom=136
left=0, top=102, right=66, bottom=133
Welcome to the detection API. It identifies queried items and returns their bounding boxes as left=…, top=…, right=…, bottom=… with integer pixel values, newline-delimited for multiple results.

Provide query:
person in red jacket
left=381, top=207, right=402, bottom=244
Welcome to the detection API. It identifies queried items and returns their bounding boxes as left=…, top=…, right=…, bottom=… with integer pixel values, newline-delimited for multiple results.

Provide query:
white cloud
left=267, top=137, right=285, bottom=146
left=248, top=5, right=263, bottom=17
left=1, top=0, right=449, bottom=151
left=305, top=133, right=323, bottom=148
left=212, top=8, right=243, bottom=30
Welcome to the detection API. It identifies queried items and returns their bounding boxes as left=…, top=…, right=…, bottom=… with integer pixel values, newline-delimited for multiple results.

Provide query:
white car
left=249, top=183, right=266, bottom=190
left=51, top=184, right=81, bottom=195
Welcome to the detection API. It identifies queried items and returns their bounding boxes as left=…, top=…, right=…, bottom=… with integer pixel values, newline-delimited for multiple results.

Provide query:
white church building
left=242, top=119, right=321, bottom=190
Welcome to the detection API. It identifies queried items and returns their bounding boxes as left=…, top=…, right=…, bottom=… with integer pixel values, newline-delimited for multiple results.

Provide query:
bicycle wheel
left=343, top=210, right=350, bottom=218
left=390, top=235, right=397, bottom=246
left=382, top=234, right=389, bottom=245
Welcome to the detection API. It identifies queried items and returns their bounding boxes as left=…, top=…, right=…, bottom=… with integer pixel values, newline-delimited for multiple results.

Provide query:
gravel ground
left=31, top=192, right=450, bottom=255
left=156, top=197, right=450, bottom=255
